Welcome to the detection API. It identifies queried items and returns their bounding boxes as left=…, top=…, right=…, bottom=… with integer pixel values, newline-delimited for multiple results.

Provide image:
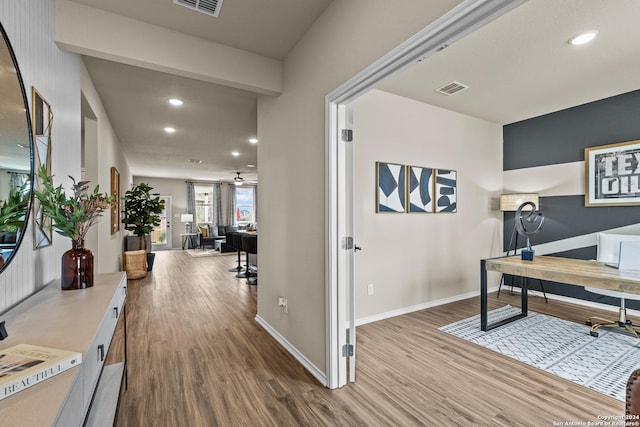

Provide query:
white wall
left=352, top=89, right=503, bottom=321
left=81, top=61, right=132, bottom=273
left=0, top=0, right=81, bottom=312
left=257, top=0, right=463, bottom=377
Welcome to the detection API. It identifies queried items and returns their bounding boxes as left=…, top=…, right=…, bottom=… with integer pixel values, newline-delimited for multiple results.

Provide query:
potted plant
left=121, top=183, right=165, bottom=271
left=0, top=182, right=30, bottom=268
left=33, top=166, right=115, bottom=290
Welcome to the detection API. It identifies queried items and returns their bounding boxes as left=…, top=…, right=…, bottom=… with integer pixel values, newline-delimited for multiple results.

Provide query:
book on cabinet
left=0, top=344, right=82, bottom=400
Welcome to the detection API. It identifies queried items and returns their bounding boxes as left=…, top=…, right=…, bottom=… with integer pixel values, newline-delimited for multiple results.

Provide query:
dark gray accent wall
left=504, top=90, right=640, bottom=171
left=502, top=89, right=640, bottom=308
left=503, top=195, right=640, bottom=249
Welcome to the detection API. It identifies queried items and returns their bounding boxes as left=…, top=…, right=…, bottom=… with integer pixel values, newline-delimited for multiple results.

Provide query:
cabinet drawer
left=82, top=287, right=125, bottom=412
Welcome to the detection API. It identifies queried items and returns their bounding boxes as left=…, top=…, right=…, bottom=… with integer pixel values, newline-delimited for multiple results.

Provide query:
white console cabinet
left=0, top=272, right=127, bottom=426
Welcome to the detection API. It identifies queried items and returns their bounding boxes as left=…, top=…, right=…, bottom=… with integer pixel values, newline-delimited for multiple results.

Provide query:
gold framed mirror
left=32, top=87, right=53, bottom=248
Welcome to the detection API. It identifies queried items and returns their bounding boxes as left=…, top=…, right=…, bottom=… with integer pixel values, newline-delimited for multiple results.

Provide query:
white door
left=328, top=103, right=356, bottom=388
left=152, top=196, right=172, bottom=250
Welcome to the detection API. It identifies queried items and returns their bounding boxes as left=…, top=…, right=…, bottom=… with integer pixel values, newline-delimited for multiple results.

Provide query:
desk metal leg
left=481, top=257, right=529, bottom=331
left=481, top=259, right=488, bottom=331
left=522, top=276, right=528, bottom=315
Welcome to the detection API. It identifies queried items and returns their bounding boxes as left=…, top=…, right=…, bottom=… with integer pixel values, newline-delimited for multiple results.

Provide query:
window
left=235, top=187, right=255, bottom=226
left=194, top=184, right=214, bottom=224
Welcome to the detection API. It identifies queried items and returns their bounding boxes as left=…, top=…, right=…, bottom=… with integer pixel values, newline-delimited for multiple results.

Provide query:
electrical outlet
left=278, top=297, right=288, bottom=314
left=367, top=284, right=374, bottom=295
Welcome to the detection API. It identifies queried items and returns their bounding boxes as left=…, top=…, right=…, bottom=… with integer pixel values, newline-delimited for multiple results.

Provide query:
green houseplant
left=33, top=166, right=115, bottom=290
left=121, top=183, right=165, bottom=271
left=0, top=182, right=30, bottom=268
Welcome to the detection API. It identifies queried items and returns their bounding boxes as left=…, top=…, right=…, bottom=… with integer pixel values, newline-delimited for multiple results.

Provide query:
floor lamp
left=497, top=193, right=547, bottom=302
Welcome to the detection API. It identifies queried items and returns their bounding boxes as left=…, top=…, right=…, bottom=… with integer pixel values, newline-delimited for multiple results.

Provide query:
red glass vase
left=61, top=239, right=94, bottom=290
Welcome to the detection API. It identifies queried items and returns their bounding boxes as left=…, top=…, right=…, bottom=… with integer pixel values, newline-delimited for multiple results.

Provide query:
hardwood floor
left=113, top=250, right=628, bottom=426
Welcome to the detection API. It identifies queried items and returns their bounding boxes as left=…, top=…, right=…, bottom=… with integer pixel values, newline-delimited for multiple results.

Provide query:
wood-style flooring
left=112, top=250, right=628, bottom=426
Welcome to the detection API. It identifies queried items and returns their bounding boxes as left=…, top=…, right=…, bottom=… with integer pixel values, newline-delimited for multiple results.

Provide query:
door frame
left=324, top=0, right=527, bottom=389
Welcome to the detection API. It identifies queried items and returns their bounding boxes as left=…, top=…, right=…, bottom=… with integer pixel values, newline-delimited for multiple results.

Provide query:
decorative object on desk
left=514, top=200, right=544, bottom=260
left=181, top=213, right=193, bottom=234
left=376, top=162, right=406, bottom=212
left=440, top=305, right=640, bottom=402
left=497, top=193, right=547, bottom=299
left=34, top=166, right=115, bottom=290
left=122, top=183, right=165, bottom=271
left=0, top=344, right=82, bottom=401
left=407, top=165, right=433, bottom=213
left=434, top=169, right=457, bottom=213
left=110, top=167, right=120, bottom=235
left=585, top=139, right=640, bottom=207
left=32, top=88, right=53, bottom=249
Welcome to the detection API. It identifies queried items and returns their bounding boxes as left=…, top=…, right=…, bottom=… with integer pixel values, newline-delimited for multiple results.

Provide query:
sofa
left=196, top=224, right=236, bottom=251
left=0, top=231, right=17, bottom=249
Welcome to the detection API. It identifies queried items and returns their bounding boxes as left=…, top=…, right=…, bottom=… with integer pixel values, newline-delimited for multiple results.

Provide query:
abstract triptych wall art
left=376, top=162, right=457, bottom=213
left=407, top=166, right=433, bottom=213
left=376, top=162, right=406, bottom=213
left=434, top=169, right=457, bottom=213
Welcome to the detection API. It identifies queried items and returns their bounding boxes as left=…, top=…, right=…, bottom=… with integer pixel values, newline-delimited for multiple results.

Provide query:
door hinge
left=341, top=129, right=353, bottom=142
left=342, top=344, right=354, bottom=357
left=342, top=236, right=354, bottom=250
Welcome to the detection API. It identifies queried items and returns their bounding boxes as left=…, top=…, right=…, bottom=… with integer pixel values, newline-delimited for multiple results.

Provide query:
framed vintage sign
left=585, top=139, right=640, bottom=207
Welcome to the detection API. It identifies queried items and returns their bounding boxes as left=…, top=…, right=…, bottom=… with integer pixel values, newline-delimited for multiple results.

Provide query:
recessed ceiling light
left=187, top=159, right=202, bottom=164
left=249, top=138, right=258, bottom=144
left=231, top=151, right=240, bottom=157
left=168, top=98, right=183, bottom=106
left=247, top=164, right=256, bottom=168
left=164, top=127, right=176, bottom=134
left=569, top=30, right=598, bottom=46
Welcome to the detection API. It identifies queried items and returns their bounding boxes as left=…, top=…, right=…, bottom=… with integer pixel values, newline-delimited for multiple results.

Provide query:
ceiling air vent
left=435, top=81, right=469, bottom=96
left=173, top=0, right=224, bottom=18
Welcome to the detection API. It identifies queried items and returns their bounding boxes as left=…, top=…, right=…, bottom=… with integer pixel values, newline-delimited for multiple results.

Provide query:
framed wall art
left=32, top=87, right=53, bottom=248
left=407, top=165, right=433, bottom=213
left=434, top=169, right=457, bottom=213
left=111, top=167, right=120, bottom=234
left=585, top=139, right=640, bottom=207
left=376, top=162, right=406, bottom=213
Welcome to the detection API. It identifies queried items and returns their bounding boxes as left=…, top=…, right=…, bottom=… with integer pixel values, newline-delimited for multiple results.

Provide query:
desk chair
left=586, top=233, right=640, bottom=338
left=627, top=369, right=640, bottom=416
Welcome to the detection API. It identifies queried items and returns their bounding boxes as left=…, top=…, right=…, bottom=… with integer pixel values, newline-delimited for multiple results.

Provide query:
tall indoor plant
left=34, top=166, right=114, bottom=290
left=121, top=183, right=165, bottom=271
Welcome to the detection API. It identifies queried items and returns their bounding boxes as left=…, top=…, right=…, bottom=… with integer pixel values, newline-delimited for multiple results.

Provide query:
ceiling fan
left=232, top=171, right=258, bottom=186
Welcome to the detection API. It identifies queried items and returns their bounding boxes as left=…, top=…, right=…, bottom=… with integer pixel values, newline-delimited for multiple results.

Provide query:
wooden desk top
left=485, top=255, right=640, bottom=295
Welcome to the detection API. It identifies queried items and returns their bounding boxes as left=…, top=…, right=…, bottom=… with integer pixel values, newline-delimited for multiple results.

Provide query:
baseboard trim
left=254, top=315, right=327, bottom=386
left=355, top=286, right=500, bottom=326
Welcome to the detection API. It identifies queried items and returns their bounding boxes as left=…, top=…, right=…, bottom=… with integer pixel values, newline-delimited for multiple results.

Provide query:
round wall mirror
left=0, top=22, right=34, bottom=272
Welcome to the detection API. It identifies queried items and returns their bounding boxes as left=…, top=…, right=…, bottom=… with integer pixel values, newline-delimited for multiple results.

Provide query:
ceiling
left=378, top=0, right=640, bottom=125
left=73, top=0, right=640, bottom=183
left=75, top=0, right=332, bottom=183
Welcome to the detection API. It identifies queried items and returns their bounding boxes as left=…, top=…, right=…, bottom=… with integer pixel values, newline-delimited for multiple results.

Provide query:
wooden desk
left=480, top=255, right=640, bottom=331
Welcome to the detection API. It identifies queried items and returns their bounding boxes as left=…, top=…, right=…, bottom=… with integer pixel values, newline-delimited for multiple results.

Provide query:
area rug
left=439, top=306, right=640, bottom=401
left=186, top=249, right=235, bottom=258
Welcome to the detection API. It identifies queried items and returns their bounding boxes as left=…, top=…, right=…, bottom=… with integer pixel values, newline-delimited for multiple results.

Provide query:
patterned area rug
left=186, top=249, right=235, bottom=258
left=439, top=306, right=640, bottom=401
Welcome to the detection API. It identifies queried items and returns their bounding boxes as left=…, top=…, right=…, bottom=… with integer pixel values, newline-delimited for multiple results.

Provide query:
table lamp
left=181, top=214, right=193, bottom=234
